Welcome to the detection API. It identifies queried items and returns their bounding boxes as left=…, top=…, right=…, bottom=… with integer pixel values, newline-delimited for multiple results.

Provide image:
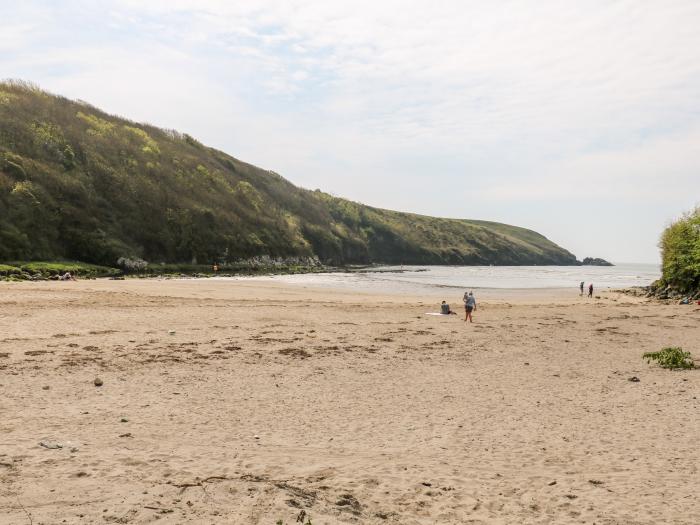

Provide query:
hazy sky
left=3, top=1, right=699, bottom=263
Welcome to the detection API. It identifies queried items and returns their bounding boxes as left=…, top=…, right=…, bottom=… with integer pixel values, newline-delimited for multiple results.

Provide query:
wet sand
left=1, top=279, right=698, bottom=524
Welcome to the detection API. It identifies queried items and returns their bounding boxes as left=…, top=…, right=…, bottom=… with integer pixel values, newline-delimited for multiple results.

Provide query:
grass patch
left=1, top=261, right=119, bottom=279
left=643, top=347, right=695, bottom=370
left=0, top=264, right=21, bottom=276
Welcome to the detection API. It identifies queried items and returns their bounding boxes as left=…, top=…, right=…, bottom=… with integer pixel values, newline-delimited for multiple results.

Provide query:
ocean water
left=240, top=263, right=660, bottom=295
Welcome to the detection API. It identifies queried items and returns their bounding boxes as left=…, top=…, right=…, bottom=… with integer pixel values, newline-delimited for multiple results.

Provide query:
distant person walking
left=579, top=281, right=584, bottom=296
left=588, top=283, right=593, bottom=298
left=463, top=291, right=477, bottom=322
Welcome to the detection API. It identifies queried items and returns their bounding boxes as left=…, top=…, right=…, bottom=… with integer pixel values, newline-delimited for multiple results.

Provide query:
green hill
left=0, top=80, right=578, bottom=268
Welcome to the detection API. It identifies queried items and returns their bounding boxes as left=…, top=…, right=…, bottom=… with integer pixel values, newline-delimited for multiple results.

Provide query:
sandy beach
left=1, top=279, right=698, bottom=524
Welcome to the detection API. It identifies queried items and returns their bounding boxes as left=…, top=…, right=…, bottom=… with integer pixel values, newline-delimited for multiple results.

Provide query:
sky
left=2, top=0, right=699, bottom=263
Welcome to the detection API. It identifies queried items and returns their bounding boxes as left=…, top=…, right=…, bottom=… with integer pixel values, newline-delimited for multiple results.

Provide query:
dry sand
left=0, top=278, right=698, bottom=524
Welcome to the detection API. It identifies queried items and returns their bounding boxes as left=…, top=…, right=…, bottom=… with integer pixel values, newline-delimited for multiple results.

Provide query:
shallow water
left=239, top=262, right=660, bottom=294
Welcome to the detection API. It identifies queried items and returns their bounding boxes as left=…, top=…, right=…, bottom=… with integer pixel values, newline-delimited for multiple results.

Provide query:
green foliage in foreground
left=643, top=347, right=695, bottom=370
left=659, top=207, right=700, bottom=293
left=0, top=80, right=578, bottom=267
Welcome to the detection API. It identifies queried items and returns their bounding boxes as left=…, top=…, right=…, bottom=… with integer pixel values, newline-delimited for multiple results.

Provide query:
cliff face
left=0, top=81, right=578, bottom=267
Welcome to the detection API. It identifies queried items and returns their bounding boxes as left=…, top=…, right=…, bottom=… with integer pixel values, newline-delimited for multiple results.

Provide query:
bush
left=0, top=154, right=27, bottom=179
left=117, top=256, right=148, bottom=272
left=643, top=347, right=695, bottom=370
left=62, top=144, right=76, bottom=169
left=659, top=208, right=700, bottom=293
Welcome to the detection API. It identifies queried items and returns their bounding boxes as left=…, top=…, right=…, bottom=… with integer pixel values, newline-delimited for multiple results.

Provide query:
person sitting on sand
left=60, top=272, right=76, bottom=281
left=440, top=301, right=457, bottom=315
left=464, top=291, right=477, bottom=322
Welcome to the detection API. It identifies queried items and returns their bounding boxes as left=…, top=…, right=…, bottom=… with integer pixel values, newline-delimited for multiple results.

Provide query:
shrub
left=117, top=256, right=148, bottom=272
left=643, top=347, right=694, bottom=370
left=62, top=144, right=76, bottom=169
left=659, top=208, right=700, bottom=293
left=1, top=153, right=27, bottom=179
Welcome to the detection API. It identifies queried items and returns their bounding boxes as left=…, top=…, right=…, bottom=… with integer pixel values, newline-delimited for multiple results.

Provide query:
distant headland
left=581, top=257, right=614, bottom=266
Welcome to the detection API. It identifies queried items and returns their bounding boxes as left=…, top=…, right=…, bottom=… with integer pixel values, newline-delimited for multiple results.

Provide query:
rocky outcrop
left=647, top=280, right=700, bottom=303
left=582, top=257, right=614, bottom=266
left=621, top=281, right=700, bottom=303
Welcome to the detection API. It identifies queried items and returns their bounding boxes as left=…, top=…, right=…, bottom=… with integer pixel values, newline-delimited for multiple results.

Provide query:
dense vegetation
left=0, top=261, right=118, bottom=280
left=0, top=80, right=578, bottom=268
left=658, top=207, right=700, bottom=294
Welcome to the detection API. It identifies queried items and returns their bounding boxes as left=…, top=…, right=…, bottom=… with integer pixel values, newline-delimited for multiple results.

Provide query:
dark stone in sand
left=39, top=440, right=63, bottom=449
left=94, top=377, right=103, bottom=387
left=628, top=376, right=640, bottom=382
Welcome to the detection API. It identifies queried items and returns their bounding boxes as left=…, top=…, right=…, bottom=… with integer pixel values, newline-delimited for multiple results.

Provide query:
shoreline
left=1, top=260, right=659, bottom=283
left=0, top=276, right=651, bottom=303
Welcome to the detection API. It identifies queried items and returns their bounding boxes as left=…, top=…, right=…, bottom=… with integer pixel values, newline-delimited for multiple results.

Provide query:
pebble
left=94, top=378, right=103, bottom=387
left=42, top=385, right=50, bottom=390
left=628, top=376, right=640, bottom=382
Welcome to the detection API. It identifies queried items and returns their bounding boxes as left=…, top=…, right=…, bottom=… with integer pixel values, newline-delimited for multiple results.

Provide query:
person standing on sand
left=588, top=283, right=594, bottom=298
left=464, top=291, right=477, bottom=322
left=580, top=281, right=584, bottom=296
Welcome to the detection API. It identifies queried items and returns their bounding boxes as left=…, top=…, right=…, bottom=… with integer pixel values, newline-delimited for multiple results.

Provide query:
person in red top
left=588, top=283, right=593, bottom=298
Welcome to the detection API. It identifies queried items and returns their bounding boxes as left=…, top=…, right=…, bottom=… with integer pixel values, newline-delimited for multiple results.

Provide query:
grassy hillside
left=658, top=207, right=700, bottom=295
left=0, top=80, right=578, bottom=267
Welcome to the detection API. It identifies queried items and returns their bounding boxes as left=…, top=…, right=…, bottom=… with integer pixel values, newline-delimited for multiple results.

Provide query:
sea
left=238, top=263, right=660, bottom=296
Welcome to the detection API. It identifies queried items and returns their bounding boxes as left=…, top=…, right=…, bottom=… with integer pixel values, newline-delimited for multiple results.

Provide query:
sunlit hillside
left=0, top=81, right=578, bottom=267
